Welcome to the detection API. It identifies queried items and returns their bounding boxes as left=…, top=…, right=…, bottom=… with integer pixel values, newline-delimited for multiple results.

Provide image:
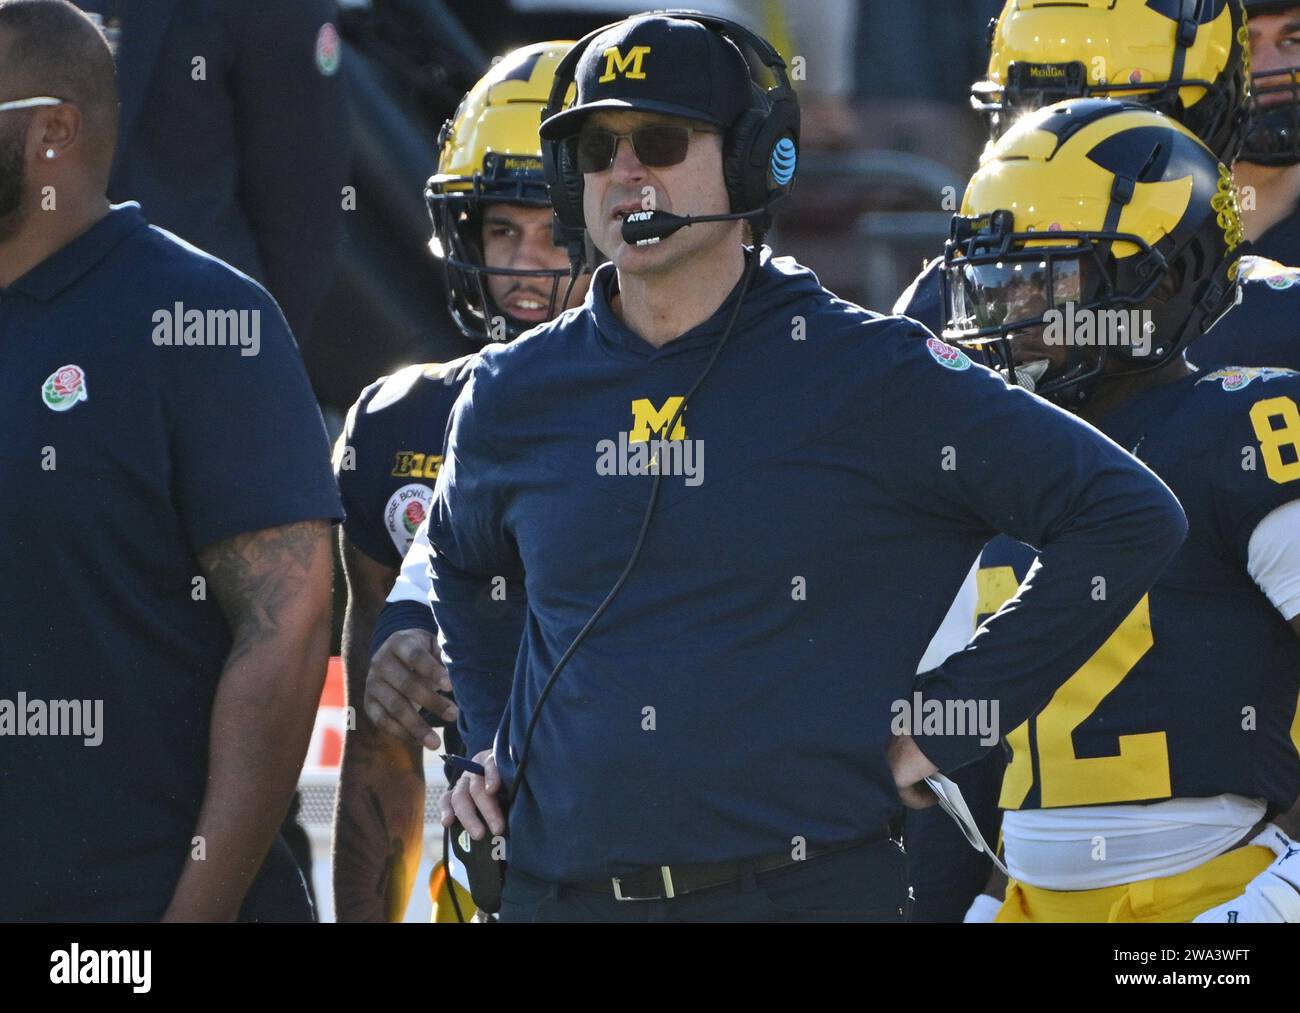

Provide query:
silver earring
left=44, top=148, right=55, bottom=159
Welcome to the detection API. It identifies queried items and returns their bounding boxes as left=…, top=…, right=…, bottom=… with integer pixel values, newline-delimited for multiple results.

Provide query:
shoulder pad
left=364, top=355, right=478, bottom=415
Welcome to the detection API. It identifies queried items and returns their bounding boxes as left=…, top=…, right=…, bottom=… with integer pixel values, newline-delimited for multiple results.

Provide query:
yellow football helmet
left=974, top=0, right=1251, bottom=162
left=425, top=41, right=574, bottom=341
left=943, top=99, right=1244, bottom=406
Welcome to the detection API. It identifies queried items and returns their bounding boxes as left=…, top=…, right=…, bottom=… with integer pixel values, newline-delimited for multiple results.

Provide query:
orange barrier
left=306, top=657, right=347, bottom=771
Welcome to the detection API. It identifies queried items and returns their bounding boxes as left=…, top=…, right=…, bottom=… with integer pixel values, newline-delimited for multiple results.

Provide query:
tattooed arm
left=163, top=519, right=334, bottom=922
left=332, top=533, right=428, bottom=922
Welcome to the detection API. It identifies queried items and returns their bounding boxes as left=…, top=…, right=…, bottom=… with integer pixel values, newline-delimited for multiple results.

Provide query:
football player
left=896, top=0, right=1251, bottom=336
left=1238, top=0, right=1300, bottom=253
left=331, top=41, right=588, bottom=923
left=897, top=1, right=1300, bottom=920
left=903, top=0, right=1300, bottom=375
left=1195, top=0, right=1300, bottom=370
left=943, top=99, right=1300, bottom=922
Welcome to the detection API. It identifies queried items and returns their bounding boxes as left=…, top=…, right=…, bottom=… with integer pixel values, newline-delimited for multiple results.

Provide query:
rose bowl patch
left=384, top=483, right=433, bottom=555
left=925, top=336, right=972, bottom=371
left=315, top=22, right=341, bottom=76
left=42, top=364, right=89, bottom=412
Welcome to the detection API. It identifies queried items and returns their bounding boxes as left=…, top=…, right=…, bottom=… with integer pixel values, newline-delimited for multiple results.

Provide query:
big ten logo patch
left=391, top=450, right=443, bottom=480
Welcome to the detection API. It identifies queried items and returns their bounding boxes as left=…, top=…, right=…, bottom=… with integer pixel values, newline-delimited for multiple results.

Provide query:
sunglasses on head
left=574, top=123, right=720, bottom=173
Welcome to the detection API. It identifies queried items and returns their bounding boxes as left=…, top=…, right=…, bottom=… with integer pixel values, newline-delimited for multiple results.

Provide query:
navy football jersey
left=893, top=255, right=945, bottom=337
left=335, top=356, right=478, bottom=568
left=977, top=367, right=1300, bottom=814
left=1189, top=260, right=1300, bottom=374
left=1251, top=199, right=1300, bottom=270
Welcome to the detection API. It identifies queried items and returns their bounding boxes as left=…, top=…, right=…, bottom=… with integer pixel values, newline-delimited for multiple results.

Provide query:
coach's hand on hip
left=887, top=734, right=939, bottom=809
left=439, top=749, right=506, bottom=840
left=363, top=629, right=458, bottom=750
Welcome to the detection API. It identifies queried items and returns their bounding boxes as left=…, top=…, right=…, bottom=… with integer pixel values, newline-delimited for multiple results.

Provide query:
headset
left=457, top=14, right=803, bottom=912
left=540, top=10, right=801, bottom=268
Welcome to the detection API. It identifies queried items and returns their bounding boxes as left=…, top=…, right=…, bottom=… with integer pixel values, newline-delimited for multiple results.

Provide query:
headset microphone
left=621, top=208, right=769, bottom=246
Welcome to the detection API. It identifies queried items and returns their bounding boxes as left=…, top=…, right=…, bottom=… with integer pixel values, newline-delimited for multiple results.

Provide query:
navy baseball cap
left=539, top=14, right=754, bottom=140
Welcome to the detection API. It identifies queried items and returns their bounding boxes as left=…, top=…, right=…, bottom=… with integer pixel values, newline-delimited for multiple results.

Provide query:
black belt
left=572, top=827, right=897, bottom=902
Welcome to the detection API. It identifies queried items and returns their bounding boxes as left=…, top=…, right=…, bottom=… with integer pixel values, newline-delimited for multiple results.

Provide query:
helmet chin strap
left=1167, top=0, right=1198, bottom=94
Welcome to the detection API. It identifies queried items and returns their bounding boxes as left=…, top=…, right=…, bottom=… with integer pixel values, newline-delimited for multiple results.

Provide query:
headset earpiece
left=724, top=103, right=766, bottom=213
left=738, top=91, right=800, bottom=215
left=542, top=42, right=594, bottom=245
left=543, top=131, right=587, bottom=241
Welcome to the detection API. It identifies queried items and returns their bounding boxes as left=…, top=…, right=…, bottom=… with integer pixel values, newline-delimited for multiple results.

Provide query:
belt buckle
left=612, top=866, right=676, bottom=901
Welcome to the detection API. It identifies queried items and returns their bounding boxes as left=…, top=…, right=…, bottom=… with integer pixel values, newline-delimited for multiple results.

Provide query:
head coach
left=0, top=0, right=340, bottom=921
left=421, top=11, right=1189, bottom=923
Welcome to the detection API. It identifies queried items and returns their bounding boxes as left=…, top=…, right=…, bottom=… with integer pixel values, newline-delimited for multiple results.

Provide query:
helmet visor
left=946, top=253, right=1089, bottom=344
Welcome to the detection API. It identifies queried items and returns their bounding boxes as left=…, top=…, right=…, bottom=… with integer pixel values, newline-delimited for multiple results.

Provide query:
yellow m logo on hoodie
left=629, top=397, right=685, bottom=441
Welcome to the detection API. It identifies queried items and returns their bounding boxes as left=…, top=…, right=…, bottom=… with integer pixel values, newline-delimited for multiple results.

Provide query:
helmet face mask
left=425, top=41, right=581, bottom=343
left=427, top=160, right=572, bottom=342
left=976, top=0, right=1251, bottom=163
left=1242, top=66, right=1300, bottom=163
left=942, top=210, right=1166, bottom=404
left=1241, top=1, right=1300, bottom=164
left=978, top=64, right=1240, bottom=158
left=944, top=100, right=1246, bottom=408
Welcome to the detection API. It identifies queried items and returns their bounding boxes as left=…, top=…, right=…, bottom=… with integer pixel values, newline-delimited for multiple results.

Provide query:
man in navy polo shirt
left=0, top=0, right=341, bottom=922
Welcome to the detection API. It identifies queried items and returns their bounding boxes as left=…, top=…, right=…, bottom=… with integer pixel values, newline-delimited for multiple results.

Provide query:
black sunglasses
left=574, top=124, right=720, bottom=173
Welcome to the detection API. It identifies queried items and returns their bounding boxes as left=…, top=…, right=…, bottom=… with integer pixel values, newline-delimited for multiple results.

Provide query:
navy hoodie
left=427, top=247, right=1187, bottom=882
